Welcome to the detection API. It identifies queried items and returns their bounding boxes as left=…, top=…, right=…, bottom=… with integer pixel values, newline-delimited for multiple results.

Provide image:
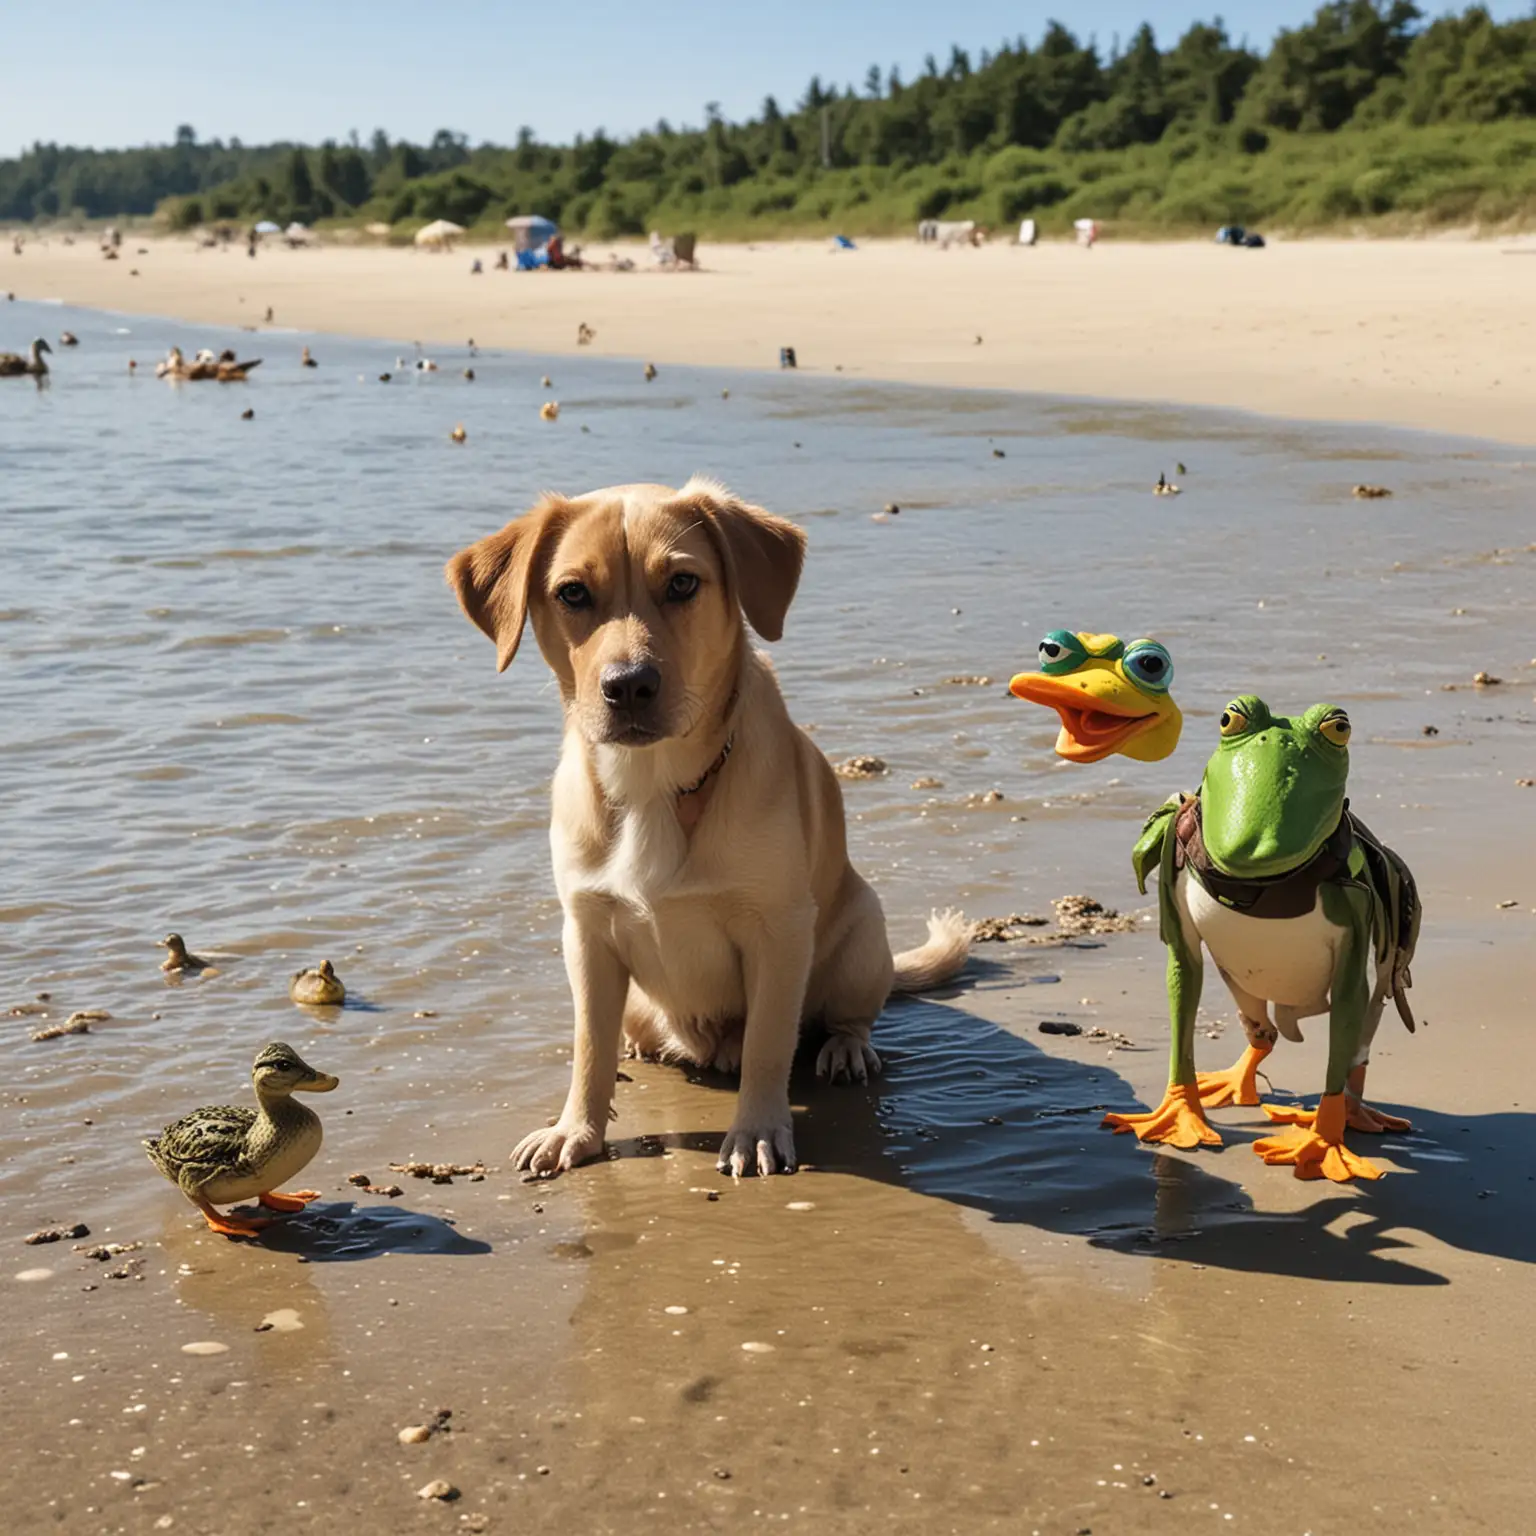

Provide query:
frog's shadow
left=645, top=993, right=1534, bottom=1288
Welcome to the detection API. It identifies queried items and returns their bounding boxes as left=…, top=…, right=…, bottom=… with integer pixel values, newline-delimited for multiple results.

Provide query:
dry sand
left=7, top=232, right=1536, bottom=443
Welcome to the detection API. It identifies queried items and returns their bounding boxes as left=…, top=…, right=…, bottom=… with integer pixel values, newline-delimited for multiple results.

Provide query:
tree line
left=2, top=3, right=1534, bottom=235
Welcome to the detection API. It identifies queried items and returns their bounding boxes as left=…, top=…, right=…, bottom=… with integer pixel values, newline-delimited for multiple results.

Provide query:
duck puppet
left=1009, top=630, right=1182, bottom=763
left=1104, top=696, right=1421, bottom=1181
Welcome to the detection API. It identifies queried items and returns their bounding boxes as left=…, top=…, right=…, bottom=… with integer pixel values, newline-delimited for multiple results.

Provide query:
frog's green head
left=1200, top=696, right=1352, bottom=878
left=1009, top=630, right=1182, bottom=763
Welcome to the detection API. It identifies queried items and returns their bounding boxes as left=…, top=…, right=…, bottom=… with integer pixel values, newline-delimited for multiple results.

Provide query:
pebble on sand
left=180, top=1341, right=230, bottom=1356
left=910, top=776, right=944, bottom=790
left=25, top=1224, right=89, bottom=1245
left=785, top=1201, right=816, bottom=1211
left=834, top=755, right=888, bottom=780
left=418, top=1479, right=460, bottom=1501
left=740, top=1341, right=775, bottom=1353
left=664, top=1305, right=690, bottom=1315
left=16, top=1268, right=54, bottom=1282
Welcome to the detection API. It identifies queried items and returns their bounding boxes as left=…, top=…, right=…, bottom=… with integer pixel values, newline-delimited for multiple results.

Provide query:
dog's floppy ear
left=690, top=480, right=806, bottom=642
left=446, top=496, right=569, bottom=672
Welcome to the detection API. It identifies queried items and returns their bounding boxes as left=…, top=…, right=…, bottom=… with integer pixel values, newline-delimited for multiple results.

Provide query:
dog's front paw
left=512, top=1118, right=605, bottom=1177
left=816, top=1034, right=882, bottom=1084
left=717, top=1119, right=796, bottom=1177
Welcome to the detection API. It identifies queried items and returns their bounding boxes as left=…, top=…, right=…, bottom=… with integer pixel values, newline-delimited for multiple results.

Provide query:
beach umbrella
left=253, top=220, right=281, bottom=235
left=415, top=219, right=466, bottom=247
left=505, top=214, right=557, bottom=252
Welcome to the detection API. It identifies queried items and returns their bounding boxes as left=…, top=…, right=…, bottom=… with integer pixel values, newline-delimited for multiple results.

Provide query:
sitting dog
left=447, top=477, right=970, bottom=1176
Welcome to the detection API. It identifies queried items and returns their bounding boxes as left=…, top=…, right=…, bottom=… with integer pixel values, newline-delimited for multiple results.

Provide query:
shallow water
left=2, top=299, right=1532, bottom=1236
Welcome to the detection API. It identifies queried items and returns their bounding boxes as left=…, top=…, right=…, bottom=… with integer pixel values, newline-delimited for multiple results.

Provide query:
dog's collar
left=678, top=733, right=735, bottom=797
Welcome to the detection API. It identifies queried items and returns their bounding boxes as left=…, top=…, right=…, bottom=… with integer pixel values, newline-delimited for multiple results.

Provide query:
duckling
left=301, top=346, right=317, bottom=367
left=643, top=362, right=657, bottom=381
left=159, top=932, right=211, bottom=973
left=450, top=423, right=467, bottom=443
left=540, top=400, right=559, bottom=421
left=59, top=331, right=78, bottom=347
left=1153, top=472, right=1181, bottom=497
left=416, top=357, right=438, bottom=373
left=463, top=367, right=475, bottom=381
left=379, top=372, right=392, bottom=383
left=143, top=1042, right=338, bottom=1238
left=290, top=959, right=345, bottom=1006
left=541, top=374, right=552, bottom=388
left=0, top=338, right=51, bottom=378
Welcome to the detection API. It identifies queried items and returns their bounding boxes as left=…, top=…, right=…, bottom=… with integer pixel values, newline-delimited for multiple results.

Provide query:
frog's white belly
left=1182, top=871, right=1338, bottom=1012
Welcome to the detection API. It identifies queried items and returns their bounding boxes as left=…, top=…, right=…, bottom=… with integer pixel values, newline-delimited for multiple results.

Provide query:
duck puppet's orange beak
left=1009, top=655, right=1182, bottom=764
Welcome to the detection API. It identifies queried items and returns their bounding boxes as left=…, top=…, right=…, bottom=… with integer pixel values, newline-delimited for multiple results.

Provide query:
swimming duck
left=450, top=423, right=467, bottom=443
left=143, top=1042, right=338, bottom=1237
left=540, top=400, right=559, bottom=421
left=301, top=346, right=317, bottom=367
left=643, top=362, right=657, bottom=381
left=0, top=338, right=51, bottom=377
left=541, top=375, right=552, bottom=388
left=59, top=331, right=78, bottom=347
left=160, top=932, right=211, bottom=973
left=1153, top=473, right=1181, bottom=496
left=1009, top=631, right=1182, bottom=763
left=290, top=959, right=345, bottom=1006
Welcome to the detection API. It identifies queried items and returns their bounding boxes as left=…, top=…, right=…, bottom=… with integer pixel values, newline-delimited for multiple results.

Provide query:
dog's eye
left=665, top=572, right=700, bottom=603
left=555, top=581, right=592, bottom=611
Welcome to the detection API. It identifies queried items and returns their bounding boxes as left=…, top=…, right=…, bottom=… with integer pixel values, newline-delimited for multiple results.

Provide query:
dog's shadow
left=617, top=992, right=1536, bottom=1288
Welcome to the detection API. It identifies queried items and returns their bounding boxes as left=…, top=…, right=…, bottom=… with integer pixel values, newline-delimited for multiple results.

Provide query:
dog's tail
left=889, top=908, right=972, bottom=995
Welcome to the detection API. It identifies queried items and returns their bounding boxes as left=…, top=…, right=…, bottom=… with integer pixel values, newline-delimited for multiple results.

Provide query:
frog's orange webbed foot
left=1253, top=1092, right=1384, bottom=1181
left=1262, top=1098, right=1411, bottom=1135
left=1195, top=1043, right=1271, bottom=1109
left=195, top=1200, right=271, bottom=1238
left=258, top=1189, right=321, bottom=1212
left=1103, top=1083, right=1222, bottom=1149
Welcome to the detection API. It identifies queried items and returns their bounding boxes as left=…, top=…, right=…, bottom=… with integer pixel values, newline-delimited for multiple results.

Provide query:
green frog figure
left=1103, top=696, right=1421, bottom=1182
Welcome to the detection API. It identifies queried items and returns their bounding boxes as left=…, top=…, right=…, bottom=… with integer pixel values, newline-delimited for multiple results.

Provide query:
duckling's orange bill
left=1008, top=673, right=1165, bottom=763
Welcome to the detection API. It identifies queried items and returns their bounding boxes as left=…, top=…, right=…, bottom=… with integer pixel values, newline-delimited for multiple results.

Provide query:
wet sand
left=7, top=233, right=1536, bottom=444
left=3, top=304, right=1534, bottom=1532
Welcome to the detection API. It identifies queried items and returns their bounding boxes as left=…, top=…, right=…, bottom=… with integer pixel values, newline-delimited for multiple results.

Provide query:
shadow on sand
left=251, top=1198, right=491, bottom=1261
left=612, top=991, right=1535, bottom=1289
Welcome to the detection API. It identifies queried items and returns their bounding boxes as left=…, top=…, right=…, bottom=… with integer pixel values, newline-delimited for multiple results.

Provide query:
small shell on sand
left=834, top=755, right=888, bottom=780
left=180, top=1341, right=230, bottom=1356
left=740, top=1341, right=775, bottom=1353
left=257, top=1308, right=303, bottom=1333
left=785, top=1201, right=816, bottom=1211
left=398, top=1425, right=432, bottom=1444
left=664, top=1305, right=690, bottom=1315
left=418, top=1479, right=460, bottom=1501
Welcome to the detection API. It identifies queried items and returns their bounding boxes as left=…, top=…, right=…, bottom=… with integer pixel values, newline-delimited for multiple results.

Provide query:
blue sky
left=3, top=0, right=1527, bottom=153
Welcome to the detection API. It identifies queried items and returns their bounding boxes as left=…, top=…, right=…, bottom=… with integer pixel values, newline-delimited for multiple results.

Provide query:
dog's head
left=447, top=478, right=805, bottom=748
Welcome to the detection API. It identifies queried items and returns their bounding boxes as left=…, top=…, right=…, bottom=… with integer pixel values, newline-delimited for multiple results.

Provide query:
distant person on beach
left=495, top=250, right=509, bottom=270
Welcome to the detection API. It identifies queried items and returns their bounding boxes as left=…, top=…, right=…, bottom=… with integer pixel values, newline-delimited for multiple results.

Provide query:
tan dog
left=447, top=477, right=969, bottom=1176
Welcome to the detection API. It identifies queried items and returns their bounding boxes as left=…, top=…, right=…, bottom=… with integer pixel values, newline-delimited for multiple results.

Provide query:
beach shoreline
left=7, top=234, right=1536, bottom=444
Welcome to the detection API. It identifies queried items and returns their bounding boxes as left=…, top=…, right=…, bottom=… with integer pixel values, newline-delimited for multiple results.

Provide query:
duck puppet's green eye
left=1037, top=630, right=1089, bottom=676
left=1122, top=640, right=1173, bottom=696
left=1219, top=703, right=1250, bottom=737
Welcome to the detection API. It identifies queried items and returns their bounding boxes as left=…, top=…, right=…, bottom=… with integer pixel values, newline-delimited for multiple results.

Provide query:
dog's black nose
left=600, top=662, right=661, bottom=711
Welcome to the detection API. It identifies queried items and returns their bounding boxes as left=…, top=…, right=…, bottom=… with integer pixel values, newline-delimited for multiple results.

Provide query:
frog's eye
left=1037, top=630, right=1089, bottom=676
left=1123, top=641, right=1173, bottom=695
left=1318, top=710, right=1351, bottom=748
left=1219, top=703, right=1250, bottom=737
